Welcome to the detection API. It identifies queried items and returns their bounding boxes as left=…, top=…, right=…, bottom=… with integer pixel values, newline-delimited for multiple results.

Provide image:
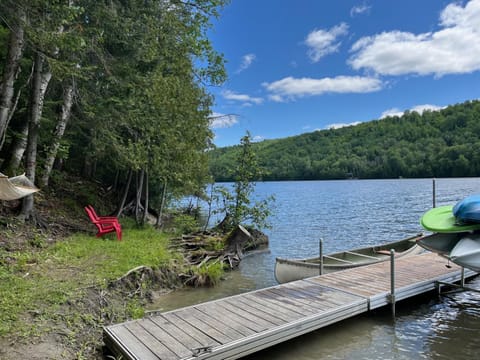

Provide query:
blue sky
left=207, top=0, right=480, bottom=147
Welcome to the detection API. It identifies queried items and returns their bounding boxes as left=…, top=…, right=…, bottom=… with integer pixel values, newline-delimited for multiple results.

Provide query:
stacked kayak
left=419, top=194, right=480, bottom=272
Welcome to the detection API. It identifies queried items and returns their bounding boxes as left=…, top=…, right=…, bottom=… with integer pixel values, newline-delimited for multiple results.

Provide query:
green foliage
left=205, top=237, right=225, bottom=252
left=193, top=261, right=225, bottom=286
left=0, top=0, right=228, bottom=212
left=172, top=214, right=200, bottom=234
left=126, top=298, right=145, bottom=319
left=213, top=132, right=274, bottom=231
left=74, top=0, right=226, bottom=191
left=210, top=100, right=480, bottom=181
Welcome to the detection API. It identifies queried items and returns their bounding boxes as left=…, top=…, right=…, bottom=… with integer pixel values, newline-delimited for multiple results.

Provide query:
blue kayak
left=453, top=194, right=480, bottom=224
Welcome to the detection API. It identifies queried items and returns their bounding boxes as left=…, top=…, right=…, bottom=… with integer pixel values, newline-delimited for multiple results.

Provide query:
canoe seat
left=345, top=251, right=379, bottom=260
left=374, top=250, right=391, bottom=255
left=324, top=255, right=354, bottom=264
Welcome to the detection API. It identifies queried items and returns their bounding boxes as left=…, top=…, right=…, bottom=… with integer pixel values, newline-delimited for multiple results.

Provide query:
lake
left=149, top=178, right=480, bottom=359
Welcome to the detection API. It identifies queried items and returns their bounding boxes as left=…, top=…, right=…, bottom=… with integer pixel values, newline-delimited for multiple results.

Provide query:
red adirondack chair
left=84, top=206, right=122, bottom=240
left=86, top=205, right=119, bottom=222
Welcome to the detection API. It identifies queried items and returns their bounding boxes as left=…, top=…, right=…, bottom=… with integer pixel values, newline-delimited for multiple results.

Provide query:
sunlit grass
left=51, top=226, right=176, bottom=282
left=0, top=225, right=177, bottom=336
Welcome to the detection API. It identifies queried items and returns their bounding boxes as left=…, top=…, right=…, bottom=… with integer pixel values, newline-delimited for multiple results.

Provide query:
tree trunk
left=40, top=81, right=74, bottom=187
left=21, top=52, right=52, bottom=220
left=113, top=170, right=119, bottom=191
left=0, top=63, right=34, bottom=174
left=116, top=169, right=133, bottom=217
left=203, top=184, right=214, bottom=232
left=0, top=117, right=28, bottom=174
left=225, top=225, right=252, bottom=259
left=141, top=169, right=149, bottom=225
left=156, top=180, right=167, bottom=227
left=0, top=8, right=25, bottom=151
left=135, top=169, right=145, bottom=223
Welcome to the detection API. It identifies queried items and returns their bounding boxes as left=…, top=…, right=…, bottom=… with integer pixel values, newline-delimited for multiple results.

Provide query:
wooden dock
left=104, top=252, right=477, bottom=360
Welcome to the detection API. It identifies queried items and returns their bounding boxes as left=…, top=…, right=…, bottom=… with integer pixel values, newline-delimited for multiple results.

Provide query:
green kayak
left=420, top=205, right=480, bottom=233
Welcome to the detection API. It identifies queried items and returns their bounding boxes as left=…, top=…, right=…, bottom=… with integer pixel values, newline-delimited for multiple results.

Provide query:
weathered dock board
left=104, top=252, right=476, bottom=360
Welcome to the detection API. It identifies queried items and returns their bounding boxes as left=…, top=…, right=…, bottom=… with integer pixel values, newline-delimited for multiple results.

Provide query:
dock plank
left=160, top=313, right=220, bottom=348
left=147, top=316, right=205, bottom=350
left=107, top=324, right=162, bottom=360
left=214, top=301, right=276, bottom=331
left=242, top=293, right=308, bottom=320
left=195, top=302, right=259, bottom=335
left=223, top=297, right=287, bottom=325
left=136, top=319, right=194, bottom=359
left=269, top=285, right=329, bottom=310
left=282, top=281, right=357, bottom=308
left=262, top=288, right=327, bottom=313
left=174, top=307, right=243, bottom=343
left=267, top=287, right=332, bottom=312
left=287, top=280, right=364, bottom=306
left=124, top=322, right=179, bottom=360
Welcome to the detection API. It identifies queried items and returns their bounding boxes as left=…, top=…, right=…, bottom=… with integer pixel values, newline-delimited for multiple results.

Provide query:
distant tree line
left=0, top=0, right=227, bottom=223
left=209, top=100, right=480, bottom=181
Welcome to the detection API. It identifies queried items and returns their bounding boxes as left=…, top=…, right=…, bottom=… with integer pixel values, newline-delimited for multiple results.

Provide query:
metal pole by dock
left=319, top=238, right=324, bottom=275
left=390, top=249, right=396, bottom=320
left=432, top=178, right=436, bottom=208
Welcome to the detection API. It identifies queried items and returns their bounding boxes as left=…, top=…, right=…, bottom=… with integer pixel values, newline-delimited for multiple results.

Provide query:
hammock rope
left=0, top=172, right=40, bottom=201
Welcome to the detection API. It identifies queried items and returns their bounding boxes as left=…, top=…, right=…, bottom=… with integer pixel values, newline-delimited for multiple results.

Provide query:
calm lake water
left=149, top=178, right=480, bottom=359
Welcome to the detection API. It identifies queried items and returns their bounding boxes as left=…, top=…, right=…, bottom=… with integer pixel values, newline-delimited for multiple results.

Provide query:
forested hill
left=209, top=100, right=480, bottom=181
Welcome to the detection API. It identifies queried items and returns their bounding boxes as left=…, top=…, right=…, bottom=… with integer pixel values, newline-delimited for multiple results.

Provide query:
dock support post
left=319, top=238, right=324, bottom=275
left=390, top=249, right=396, bottom=320
left=432, top=178, right=436, bottom=208
left=461, top=267, right=465, bottom=287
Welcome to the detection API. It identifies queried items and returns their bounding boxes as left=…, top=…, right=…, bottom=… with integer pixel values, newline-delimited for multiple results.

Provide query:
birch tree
left=40, top=80, right=74, bottom=187
left=21, top=52, right=52, bottom=219
left=0, top=4, right=25, bottom=150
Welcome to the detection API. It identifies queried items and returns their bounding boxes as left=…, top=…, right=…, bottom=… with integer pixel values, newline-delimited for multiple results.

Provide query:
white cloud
left=326, top=121, right=362, bottom=129
left=350, top=3, right=371, bottom=17
left=380, top=104, right=445, bottom=119
left=222, top=90, right=263, bottom=106
left=268, top=94, right=284, bottom=102
left=252, top=135, right=265, bottom=142
left=349, top=0, right=480, bottom=76
left=236, top=53, right=256, bottom=73
left=305, top=23, right=349, bottom=62
left=263, top=75, right=383, bottom=101
left=410, top=104, right=445, bottom=114
left=209, top=112, right=238, bottom=129
left=380, top=108, right=404, bottom=119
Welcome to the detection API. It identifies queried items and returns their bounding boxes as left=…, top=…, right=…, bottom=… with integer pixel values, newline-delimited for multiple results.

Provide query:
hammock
left=0, top=172, right=40, bottom=201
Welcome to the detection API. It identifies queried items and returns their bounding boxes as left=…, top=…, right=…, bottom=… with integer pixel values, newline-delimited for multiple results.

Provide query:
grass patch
left=191, top=261, right=225, bottom=287
left=50, top=226, right=176, bottom=282
left=0, top=225, right=177, bottom=337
